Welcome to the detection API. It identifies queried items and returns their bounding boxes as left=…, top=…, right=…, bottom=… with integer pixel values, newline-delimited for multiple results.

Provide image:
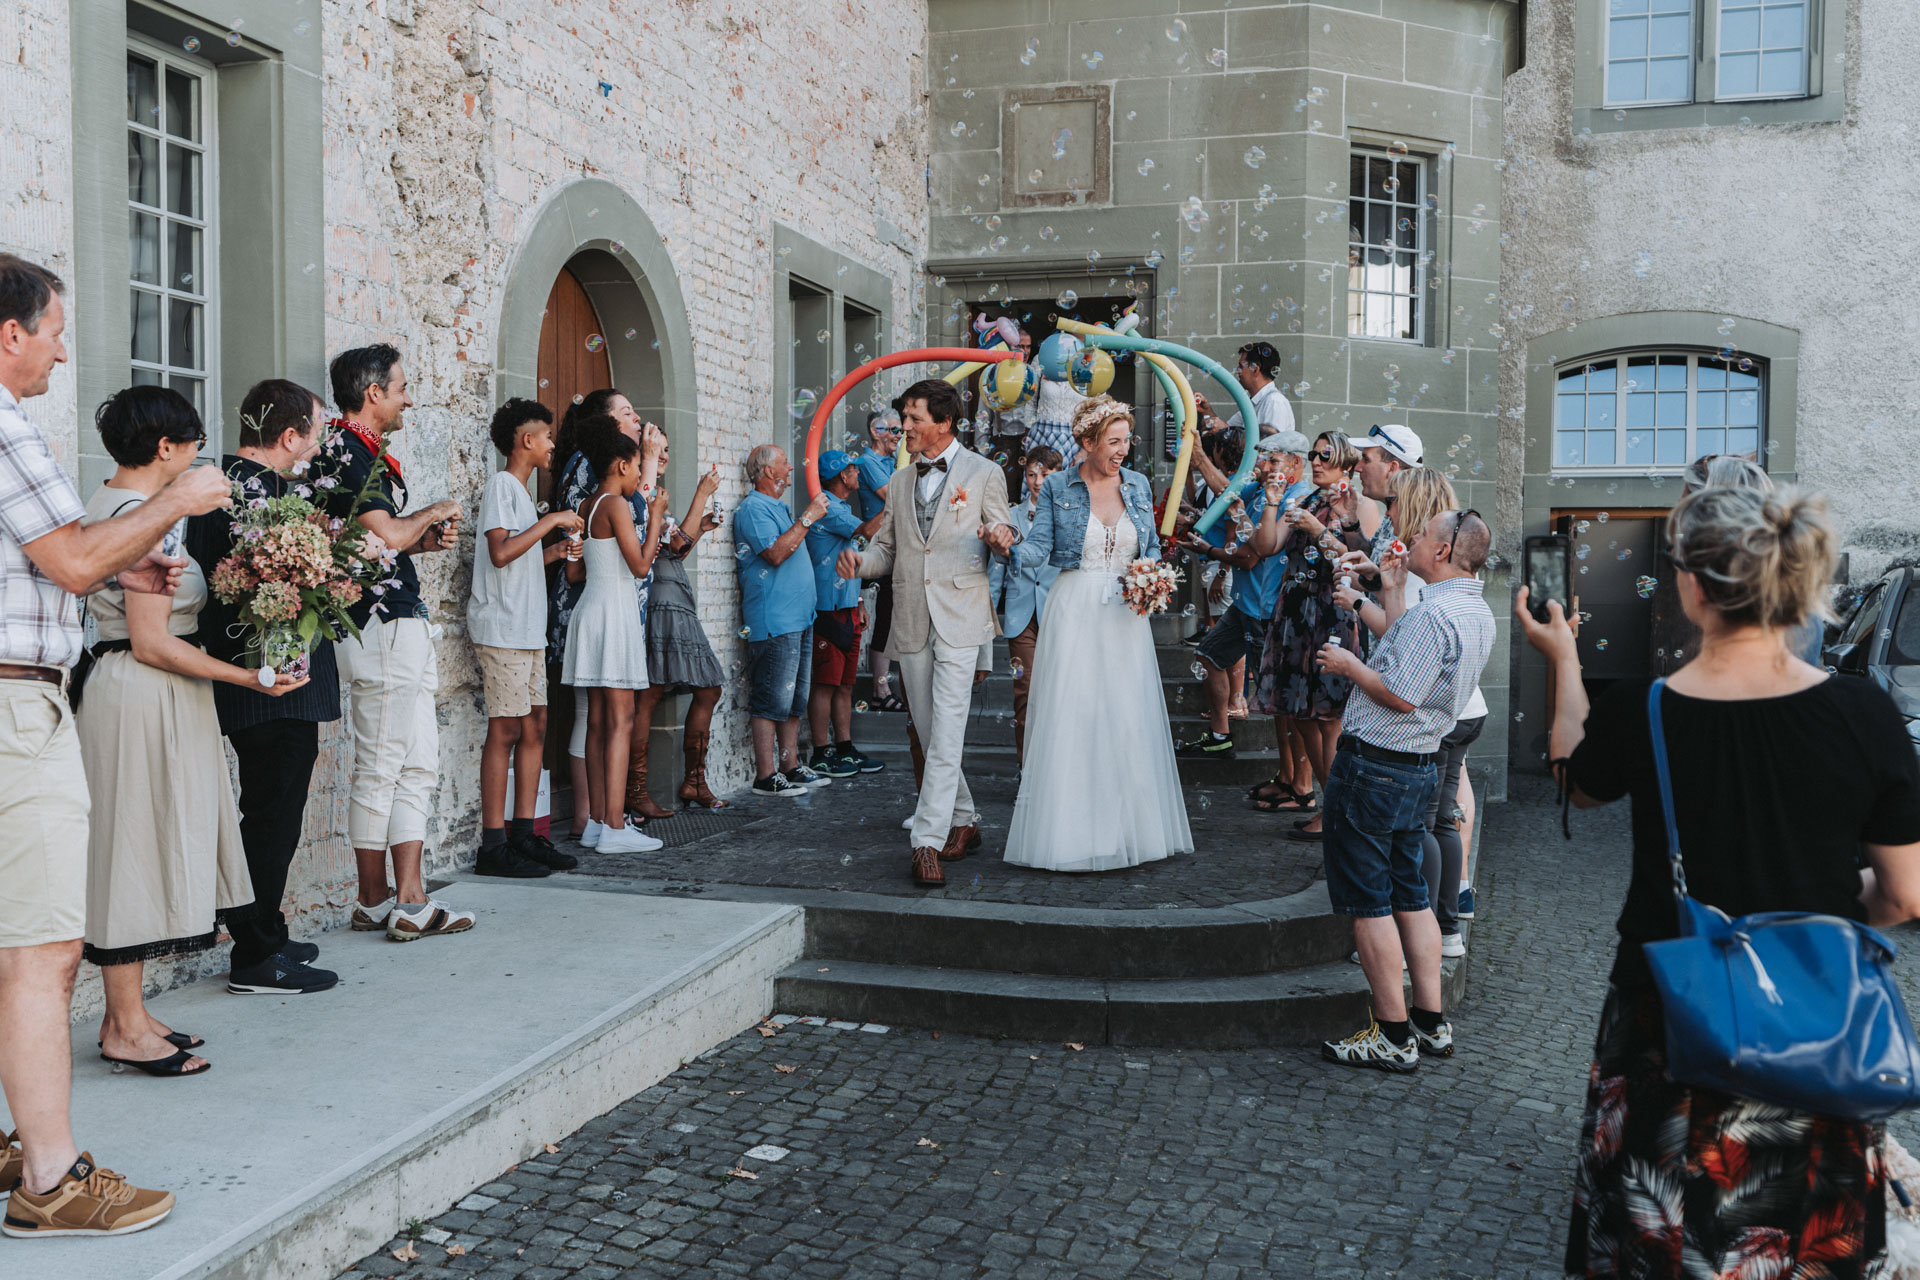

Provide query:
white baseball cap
left=1354, top=423, right=1423, bottom=466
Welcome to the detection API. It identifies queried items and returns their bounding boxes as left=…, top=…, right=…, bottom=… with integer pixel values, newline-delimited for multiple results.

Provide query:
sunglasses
left=1309, top=449, right=1334, bottom=463
left=1445, top=508, right=1482, bottom=561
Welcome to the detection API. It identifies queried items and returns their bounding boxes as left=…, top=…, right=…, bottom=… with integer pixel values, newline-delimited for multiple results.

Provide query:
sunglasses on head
left=1444, top=508, right=1482, bottom=561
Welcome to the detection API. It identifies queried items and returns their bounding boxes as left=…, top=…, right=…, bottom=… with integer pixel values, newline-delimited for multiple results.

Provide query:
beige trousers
left=894, top=638, right=980, bottom=850
left=337, top=617, right=440, bottom=848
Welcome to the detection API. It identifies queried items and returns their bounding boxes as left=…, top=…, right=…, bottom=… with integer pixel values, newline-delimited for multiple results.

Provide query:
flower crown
left=1071, top=396, right=1133, bottom=443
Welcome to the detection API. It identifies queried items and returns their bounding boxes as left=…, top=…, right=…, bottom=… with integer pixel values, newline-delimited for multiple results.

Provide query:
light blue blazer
left=1013, top=466, right=1161, bottom=571
left=988, top=499, right=1061, bottom=636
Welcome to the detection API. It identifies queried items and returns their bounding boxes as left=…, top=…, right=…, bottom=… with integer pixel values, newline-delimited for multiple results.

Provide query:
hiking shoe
left=350, top=897, right=395, bottom=931
left=1174, top=733, right=1236, bottom=760
left=1414, top=1019, right=1455, bottom=1059
left=386, top=898, right=476, bottom=942
left=1321, top=1021, right=1418, bottom=1074
left=510, top=831, right=579, bottom=871
left=808, top=748, right=858, bottom=779
left=1456, top=888, right=1475, bottom=920
left=0, top=1131, right=19, bottom=1198
left=476, top=841, right=551, bottom=879
left=228, top=954, right=339, bottom=995
left=1, top=1154, right=173, bottom=1237
left=838, top=744, right=885, bottom=774
left=753, top=772, right=808, bottom=798
left=786, top=763, right=831, bottom=789
left=1440, top=932, right=1466, bottom=959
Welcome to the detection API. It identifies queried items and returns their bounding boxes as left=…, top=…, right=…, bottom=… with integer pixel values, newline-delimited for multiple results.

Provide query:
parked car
left=1825, top=562, right=1920, bottom=754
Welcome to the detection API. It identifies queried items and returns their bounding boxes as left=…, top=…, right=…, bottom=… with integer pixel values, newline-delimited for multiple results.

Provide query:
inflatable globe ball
left=1035, top=331, right=1081, bottom=382
left=981, top=359, right=1039, bottom=411
left=1067, top=347, right=1115, bottom=397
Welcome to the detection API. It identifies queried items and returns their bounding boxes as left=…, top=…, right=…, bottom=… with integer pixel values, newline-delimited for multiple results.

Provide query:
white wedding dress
left=1004, top=512, right=1193, bottom=872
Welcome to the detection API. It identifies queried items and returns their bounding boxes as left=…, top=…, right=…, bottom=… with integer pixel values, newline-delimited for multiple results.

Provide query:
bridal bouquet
left=1117, top=557, right=1183, bottom=617
left=208, top=434, right=399, bottom=685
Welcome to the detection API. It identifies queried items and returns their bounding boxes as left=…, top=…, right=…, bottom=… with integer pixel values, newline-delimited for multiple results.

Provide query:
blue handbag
left=1640, top=678, right=1920, bottom=1120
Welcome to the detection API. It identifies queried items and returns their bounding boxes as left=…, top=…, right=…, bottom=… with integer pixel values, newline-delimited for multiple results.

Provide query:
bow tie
left=914, top=458, right=949, bottom=477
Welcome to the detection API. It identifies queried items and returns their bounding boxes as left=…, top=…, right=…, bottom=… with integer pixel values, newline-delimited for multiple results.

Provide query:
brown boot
left=678, top=729, right=730, bottom=809
left=911, top=846, right=946, bottom=886
left=626, top=730, right=676, bottom=821
left=939, top=823, right=980, bottom=862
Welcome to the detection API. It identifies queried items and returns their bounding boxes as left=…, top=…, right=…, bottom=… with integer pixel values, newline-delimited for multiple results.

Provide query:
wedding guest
left=76, top=388, right=313, bottom=1078
left=1351, top=422, right=1422, bottom=562
left=1317, top=508, right=1493, bottom=1072
left=0, top=255, right=230, bottom=1235
left=564, top=421, right=667, bottom=854
left=322, top=344, right=469, bottom=942
left=1519, top=486, right=1920, bottom=1276
left=184, top=378, right=343, bottom=995
left=855, top=410, right=905, bottom=712
left=548, top=388, right=647, bottom=836
left=805, top=449, right=886, bottom=779
left=988, top=446, right=1063, bottom=764
left=1673, top=453, right=1824, bottom=665
left=1193, top=341, right=1295, bottom=441
left=631, top=439, right=731, bottom=811
left=737, top=444, right=833, bottom=797
left=469, top=398, right=584, bottom=877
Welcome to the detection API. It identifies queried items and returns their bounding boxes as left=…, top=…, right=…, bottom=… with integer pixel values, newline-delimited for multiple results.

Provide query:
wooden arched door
left=536, top=266, right=612, bottom=485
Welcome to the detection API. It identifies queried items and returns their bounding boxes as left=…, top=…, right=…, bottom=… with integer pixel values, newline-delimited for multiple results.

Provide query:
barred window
left=1346, top=148, right=1426, bottom=343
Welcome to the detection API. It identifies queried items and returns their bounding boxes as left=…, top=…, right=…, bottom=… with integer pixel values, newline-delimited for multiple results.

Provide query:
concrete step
left=841, top=736, right=1291, bottom=790
left=19, top=882, right=803, bottom=1280
left=799, top=883, right=1352, bottom=980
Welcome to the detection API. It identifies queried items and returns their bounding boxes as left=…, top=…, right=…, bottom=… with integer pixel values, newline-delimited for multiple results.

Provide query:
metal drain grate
left=649, top=809, right=757, bottom=848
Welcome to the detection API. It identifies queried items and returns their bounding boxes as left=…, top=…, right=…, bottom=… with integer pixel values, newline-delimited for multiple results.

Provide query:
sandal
left=1252, top=787, right=1318, bottom=814
left=872, top=692, right=907, bottom=713
left=1228, top=698, right=1250, bottom=721
left=1245, top=774, right=1288, bottom=803
left=100, top=1048, right=210, bottom=1077
left=98, top=1031, right=202, bottom=1052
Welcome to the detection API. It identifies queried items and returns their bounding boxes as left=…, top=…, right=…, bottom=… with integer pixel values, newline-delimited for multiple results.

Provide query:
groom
left=837, top=379, right=1018, bottom=885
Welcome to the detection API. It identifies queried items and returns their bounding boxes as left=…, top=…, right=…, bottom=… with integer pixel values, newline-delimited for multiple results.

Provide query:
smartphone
left=1523, top=534, right=1572, bottom=624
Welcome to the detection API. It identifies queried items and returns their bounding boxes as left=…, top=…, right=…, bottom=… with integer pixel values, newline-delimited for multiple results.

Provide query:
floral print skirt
left=1566, top=979, right=1886, bottom=1278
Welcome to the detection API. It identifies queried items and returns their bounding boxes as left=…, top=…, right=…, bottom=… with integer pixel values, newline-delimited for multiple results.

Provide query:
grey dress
left=646, top=538, right=725, bottom=691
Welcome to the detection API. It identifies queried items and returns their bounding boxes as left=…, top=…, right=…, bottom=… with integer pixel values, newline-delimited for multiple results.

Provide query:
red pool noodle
left=801, top=348, right=1025, bottom=497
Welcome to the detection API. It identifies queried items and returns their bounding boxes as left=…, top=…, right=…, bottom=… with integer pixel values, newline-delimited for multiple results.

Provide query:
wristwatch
left=800, top=514, right=816, bottom=529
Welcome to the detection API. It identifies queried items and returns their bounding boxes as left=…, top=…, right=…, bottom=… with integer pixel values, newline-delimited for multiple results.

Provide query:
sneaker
left=581, top=819, right=607, bottom=848
left=476, top=841, right=551, bottom=879
left=597, top=823, right=664, bottom=854
left=753, top=772, right=808, bottom=798
left=1413, top=1019, right=1455, bottom=1058
left=900, top=814, right=914, bottom=830
left=1174, top=733, right=1236, bottom=760
left=1320, top=1020, right=1419, bottom=1074
left=786, top=763, right=832, bottom=789
left=809, top=748, right=858, bottom=779
left=1, top=1154, right=173, bottom=1237
left=1456, top=887, right=1475, bottom=920
left=281, top=939, right=320, bottom=964
left=228, top=954, right=340, bottom=995
left=838, top=744, right=885, bottom=774
left=1, top=1131, right=19, bottom=1197
left=1349, top=950, right=1409, bottom=972
left=1440, top=932, right=1466, bottom=959
left=386, top=897, right=476, bottom=943
left=350, top=897, right=395, bottom=932
left=510, top=830, right=579, bottom=871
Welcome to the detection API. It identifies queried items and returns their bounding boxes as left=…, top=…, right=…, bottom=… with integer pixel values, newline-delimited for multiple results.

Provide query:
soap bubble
left=584, top=334, right=604, bottom=352
left=1208, top=48, right=1227, bottom=68
left=1635, top=576, right=1658, bottom=599
left=224, top=30, right=242, bottom=47
left=738, top=626, right=751, bottom=638
left=1179, top=196, right=1209, bottom=233
left=1166, top=19, right=1186, bottom=40
left=1137, top=158, right=1156, bottom=176
left=1020, top=39, right=1038, bottom=65
left=1029, top=168, right=1044, bottom=185
left=1051, top=128, right=1072, bottom=158
left=1056, top=289, right=1079, bottom=309
left=854, top=701, right=868, bottom=712
left=949, top=121, right=967, bottom=138
left=1595, top=639, right=1609, bottom=651
left=790, top=389, right=819, bottom=420
left=294, top=19, right=312, bottom=36
left=1243, top=146, right=1266, bottom=168
left=624, top=328, right=638, bottom=340
left=183, top=36, right=200, bottom=51
left=1083, top=51, right=1104, bottom=70
left=1190, top=662, right=1206, bottom=681
left=816, top=328, right=830, bottom=343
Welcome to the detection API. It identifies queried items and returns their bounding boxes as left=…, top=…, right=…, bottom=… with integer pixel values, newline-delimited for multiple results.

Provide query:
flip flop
left=99, top=1048, right=210, bottom=1077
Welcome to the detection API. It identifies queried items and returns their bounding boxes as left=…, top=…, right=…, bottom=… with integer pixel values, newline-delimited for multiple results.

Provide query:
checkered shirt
left=1341, top=575, right=1494, bottom=756
left=0, top=385, right=85, bottom=668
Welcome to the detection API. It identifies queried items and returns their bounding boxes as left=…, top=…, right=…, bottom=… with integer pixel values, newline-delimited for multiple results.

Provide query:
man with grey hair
left=1177, top=429, right=1312, bottom=762
left=734, top=443, right=831, bottom=797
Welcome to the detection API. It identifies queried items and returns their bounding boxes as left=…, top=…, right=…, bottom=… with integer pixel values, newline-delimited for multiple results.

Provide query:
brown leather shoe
left=911, top=846, right=946, bottom=886
left=938, top=823, right=981, bottom=861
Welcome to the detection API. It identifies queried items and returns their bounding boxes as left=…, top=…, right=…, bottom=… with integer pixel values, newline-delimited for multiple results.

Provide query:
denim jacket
left=1014, top=466, right=1161, bottom=571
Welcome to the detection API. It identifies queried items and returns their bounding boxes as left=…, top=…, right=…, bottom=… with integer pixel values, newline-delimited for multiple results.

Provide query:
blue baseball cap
left=816, top=449, right=856, bottom=482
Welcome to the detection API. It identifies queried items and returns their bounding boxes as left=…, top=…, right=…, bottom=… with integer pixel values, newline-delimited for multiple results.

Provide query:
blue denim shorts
left=1194, top=603, right=1266, bottom=675
left=747, top=627, right=812, bottom=721
left=1322, top=747, right=1439, bottom=918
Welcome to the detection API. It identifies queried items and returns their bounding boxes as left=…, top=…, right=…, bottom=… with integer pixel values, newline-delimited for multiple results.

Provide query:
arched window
left=1552, top=350, right=1763, bottom=470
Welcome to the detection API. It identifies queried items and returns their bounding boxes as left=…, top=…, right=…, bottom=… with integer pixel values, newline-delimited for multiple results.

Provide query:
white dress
left=562, top=495, right=651, bottom=690
left=1004, top=512, right=1194, bottom=872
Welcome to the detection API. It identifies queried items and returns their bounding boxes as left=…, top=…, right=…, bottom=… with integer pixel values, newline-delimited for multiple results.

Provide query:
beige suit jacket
left=856, top=446, right=1012, bottom=654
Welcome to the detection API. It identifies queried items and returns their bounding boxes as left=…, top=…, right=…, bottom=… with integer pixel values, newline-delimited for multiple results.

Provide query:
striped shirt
left=1341, top=574, right=1494, bottom=756
left=0, top=384, right=86, bottom=668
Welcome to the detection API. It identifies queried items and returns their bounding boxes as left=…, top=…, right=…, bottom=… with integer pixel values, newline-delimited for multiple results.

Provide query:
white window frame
left=1345, top=146, right=1428, bottom=346
left=127, top=35, right=218, bottom=442
left=1712, top=0, right=1811, bottom=101
left=1550, top=350, right=1766, bottom=475
left=1602, top=0, right=1697, bottom=109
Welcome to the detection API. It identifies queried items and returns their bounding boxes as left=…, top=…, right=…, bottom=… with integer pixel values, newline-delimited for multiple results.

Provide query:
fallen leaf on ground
left=1029, top=1055, right=1039, bottom=1061
left=817, top=967, right=830, bottom=972
left=1506, top=1160, right=1523, bottom=1170
left=391, top=1243, right=419, bottom=1263
left=445, top=1244, right=467, bottom=1257
left=757, top=1025, right=778, bottom=1038
left=544, top=1143, right=561, bottom=1154
left=916, top=1137, right=941, bottom=1149
left=774, top=1064, right=797, bottom=1074
left=727, top=1090, right=745, bottom=1096
left=1065, top=1042, right=1085, bottom=1051
left=728, top=1167, right=758, bottom=1180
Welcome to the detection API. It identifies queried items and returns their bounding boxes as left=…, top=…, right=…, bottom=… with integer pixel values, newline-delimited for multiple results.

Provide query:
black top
left=1567, top=675, right=1920, bottom=990
left=183, top=456, right=342, bottom=733
left=323, top=429, right=423, bottom=627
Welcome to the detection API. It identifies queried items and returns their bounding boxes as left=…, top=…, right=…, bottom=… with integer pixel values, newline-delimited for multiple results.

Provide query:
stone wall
left=0, top=0, right=928, bottom=1011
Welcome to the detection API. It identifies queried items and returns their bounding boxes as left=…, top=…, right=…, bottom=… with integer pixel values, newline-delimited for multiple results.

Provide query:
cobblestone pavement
left=562, top=764, right=1322, bottom=910
left=343, top=777, right=1920, bottom=1279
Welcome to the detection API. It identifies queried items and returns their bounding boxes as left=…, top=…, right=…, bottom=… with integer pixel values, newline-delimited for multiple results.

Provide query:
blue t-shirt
left=733, top=491, right=816, bottom=641
left=806, top=492, right=862, bottom=612
left=1232, top=478, right=1311, bottom=622
left=853, top=449, right=894, bottom=520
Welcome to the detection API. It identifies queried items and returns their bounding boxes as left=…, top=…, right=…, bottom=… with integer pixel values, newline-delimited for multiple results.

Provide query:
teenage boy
left=470, top=398, right=586, bottom=878
left=806, top=449, right=886, bottom=778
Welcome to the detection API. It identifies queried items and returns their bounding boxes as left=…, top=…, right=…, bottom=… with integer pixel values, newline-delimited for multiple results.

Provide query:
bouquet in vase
left=208, top=436, right=398, bottom=686
left=1117, top=558, right=1183, bottom=618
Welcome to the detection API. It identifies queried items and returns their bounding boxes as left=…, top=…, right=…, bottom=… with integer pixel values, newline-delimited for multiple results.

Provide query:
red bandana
left=333, top=416, right=401, bottom=483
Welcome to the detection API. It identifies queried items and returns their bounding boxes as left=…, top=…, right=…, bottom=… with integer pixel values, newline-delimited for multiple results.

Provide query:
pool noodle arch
left=802, top=348, right=1026, bottom=498
left=1052, top=319, right=1198, bottom=537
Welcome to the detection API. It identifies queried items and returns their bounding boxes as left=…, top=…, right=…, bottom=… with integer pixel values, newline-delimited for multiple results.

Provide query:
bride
left=1004, top=395, right=1194, bottom=872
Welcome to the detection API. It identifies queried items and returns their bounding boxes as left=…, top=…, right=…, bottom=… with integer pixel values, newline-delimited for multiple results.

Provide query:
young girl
left=563, top=423, right=669, bottom=854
